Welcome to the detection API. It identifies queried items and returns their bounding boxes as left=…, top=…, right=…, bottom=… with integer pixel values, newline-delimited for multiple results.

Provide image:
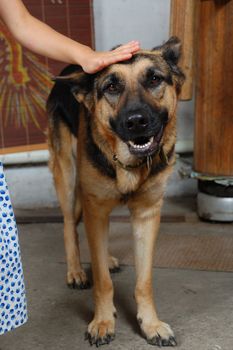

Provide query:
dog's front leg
left=130, top=200, right=176, bottom=347
left=83, top=197, right=116, bottom=346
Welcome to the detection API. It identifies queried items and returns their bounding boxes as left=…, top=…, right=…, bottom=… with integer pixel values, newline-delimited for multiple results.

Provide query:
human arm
left=0, top=0, right=140, bottom=73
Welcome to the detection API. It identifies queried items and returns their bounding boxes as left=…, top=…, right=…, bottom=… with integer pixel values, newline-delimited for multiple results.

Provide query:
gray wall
left=93, top=0, right=171, bottom=50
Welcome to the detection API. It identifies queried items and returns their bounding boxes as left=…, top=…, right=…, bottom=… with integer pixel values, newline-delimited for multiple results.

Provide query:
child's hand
left=81, top=41, right=140, bottom=74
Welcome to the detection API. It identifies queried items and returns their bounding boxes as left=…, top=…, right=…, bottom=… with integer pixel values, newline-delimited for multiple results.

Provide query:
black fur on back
left=47, top=64, right=81, bottom=137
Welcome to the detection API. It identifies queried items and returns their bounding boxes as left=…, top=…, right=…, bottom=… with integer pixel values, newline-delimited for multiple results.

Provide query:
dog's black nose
left=125, top=114, right=149, bottom=132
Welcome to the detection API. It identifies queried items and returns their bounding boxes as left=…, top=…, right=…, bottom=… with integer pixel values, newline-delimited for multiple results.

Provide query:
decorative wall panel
left=0, top=0, right=93, bottom=154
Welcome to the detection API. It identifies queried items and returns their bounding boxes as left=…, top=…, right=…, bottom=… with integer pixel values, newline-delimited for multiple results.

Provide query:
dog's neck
left=112, top=145, right=168, bottom=171
left=114, top=146, right=175, bottom=194
left=85, top=115, right=175, bottom=195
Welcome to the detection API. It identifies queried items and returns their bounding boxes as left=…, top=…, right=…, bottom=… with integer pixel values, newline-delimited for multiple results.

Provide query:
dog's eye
left=105, top=83, right=121, bottom=95
left=108, top=83, right=118, bottom=93
left=149, top=75, right=163, bottom=88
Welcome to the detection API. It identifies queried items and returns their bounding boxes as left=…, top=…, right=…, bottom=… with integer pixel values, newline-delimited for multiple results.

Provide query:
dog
left=47, top=36, right=185, bottom=347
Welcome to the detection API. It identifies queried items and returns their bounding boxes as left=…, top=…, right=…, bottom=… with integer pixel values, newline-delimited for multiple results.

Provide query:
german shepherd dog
left=47, top=37, right=184, bottom=347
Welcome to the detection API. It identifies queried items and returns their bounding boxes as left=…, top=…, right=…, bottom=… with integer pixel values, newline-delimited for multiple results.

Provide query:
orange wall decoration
left=0, top=0, right=93, bottom=154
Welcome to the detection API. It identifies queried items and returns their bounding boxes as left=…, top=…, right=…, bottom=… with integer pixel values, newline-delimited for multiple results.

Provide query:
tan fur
left=47, top=43, right=184, bottom=346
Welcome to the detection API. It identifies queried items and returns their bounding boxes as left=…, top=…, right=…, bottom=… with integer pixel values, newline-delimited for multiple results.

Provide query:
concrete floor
left=1, top=220, right=233, bottom=350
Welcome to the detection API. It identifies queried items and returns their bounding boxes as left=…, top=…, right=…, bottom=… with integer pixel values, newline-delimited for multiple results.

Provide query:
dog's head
left=56, top=37, right=185, bottom=160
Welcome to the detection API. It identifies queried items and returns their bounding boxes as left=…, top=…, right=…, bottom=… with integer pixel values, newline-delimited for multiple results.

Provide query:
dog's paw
left=67, top=269, right=91, bottom=290
left=108, top=255, right=121, bottom=273
left=85, top=318, right=115, bottom=346
left=139, top=319, right=177, bottom=347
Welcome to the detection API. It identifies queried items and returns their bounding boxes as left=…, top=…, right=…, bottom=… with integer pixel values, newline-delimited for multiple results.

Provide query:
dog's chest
left=116, top=167, right=149, bottom=195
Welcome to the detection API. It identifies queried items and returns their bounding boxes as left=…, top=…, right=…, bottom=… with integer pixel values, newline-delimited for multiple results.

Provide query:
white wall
left=93, top=0, right=171, bottom=50
left=5, top=166, right=57, bottom=209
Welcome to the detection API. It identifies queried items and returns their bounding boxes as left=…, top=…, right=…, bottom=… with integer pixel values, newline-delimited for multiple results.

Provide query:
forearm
left=12, top=14, right=92, bottom=65
left=0, top=0, right=91, bottom=65
left=0, top=0, right=140, bottom=73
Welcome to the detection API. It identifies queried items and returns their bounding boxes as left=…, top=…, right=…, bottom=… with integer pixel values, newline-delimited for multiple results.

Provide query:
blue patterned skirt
left=0, top=162, right=28, bottom=334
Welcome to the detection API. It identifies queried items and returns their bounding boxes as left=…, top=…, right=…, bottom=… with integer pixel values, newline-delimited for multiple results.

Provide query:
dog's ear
left=152, top=37, right=185, bottom=94
left=161, top=36, right=182, bottom=65
left=53, top=72, right=95, bottom=108
left=152, top=36, right=182, bottom=65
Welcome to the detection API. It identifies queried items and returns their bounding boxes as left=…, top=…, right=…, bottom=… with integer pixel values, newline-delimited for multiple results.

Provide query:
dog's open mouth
left=127, top=127, right=164, bottom=157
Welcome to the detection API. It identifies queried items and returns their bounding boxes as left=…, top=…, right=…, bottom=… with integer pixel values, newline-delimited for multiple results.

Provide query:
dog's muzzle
left=110, top=106, right=168, bottom=158
left=123, top=113, right=164, bottom=157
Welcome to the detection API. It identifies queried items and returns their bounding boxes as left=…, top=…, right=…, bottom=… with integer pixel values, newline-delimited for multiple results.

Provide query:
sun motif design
left=0, top=20, right=53, bottom=129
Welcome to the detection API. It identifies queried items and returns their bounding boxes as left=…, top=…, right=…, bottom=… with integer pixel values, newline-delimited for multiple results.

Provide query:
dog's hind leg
left=130, top=199, right=176, bottom=347
left=108, top=255, right=120, bottom=273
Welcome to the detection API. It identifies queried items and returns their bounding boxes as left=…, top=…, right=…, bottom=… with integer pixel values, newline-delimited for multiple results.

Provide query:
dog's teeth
left=129, top=137, right=154, bottom=150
